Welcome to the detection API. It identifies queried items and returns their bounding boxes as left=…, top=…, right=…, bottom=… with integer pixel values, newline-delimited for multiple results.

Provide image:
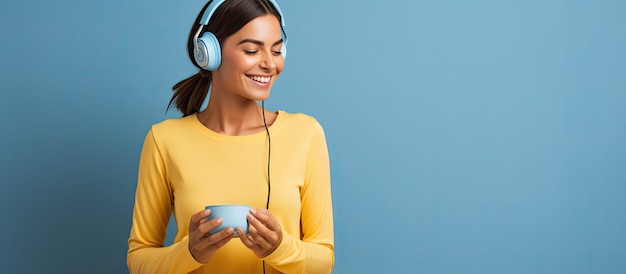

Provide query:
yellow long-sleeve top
left=127, top=110, right=334, bottom=274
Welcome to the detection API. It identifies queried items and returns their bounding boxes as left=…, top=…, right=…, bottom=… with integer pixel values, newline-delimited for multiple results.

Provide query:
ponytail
left=167, top=70, right=211, bottom=117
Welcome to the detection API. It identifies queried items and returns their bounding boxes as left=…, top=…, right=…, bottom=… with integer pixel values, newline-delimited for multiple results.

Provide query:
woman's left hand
left=237, top=208, right=283, bottom=258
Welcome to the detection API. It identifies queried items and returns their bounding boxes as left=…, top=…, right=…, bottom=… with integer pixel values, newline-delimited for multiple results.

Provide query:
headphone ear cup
left=280, top=30, right=287, bottom=60
left=194, top=38, right=209, bottom=69
left=196, top=32, right=221, bottom=71
left=281, top=45, right=287, bottom=60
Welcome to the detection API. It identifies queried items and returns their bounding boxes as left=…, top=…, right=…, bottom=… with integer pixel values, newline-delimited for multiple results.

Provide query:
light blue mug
left=205, top=205, right=252, bottom=237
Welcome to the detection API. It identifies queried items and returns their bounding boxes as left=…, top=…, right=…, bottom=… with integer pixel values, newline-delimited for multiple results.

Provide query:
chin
left=252, top=92, right=271, bottom=101
left=245, top=86, right=272, bottom=101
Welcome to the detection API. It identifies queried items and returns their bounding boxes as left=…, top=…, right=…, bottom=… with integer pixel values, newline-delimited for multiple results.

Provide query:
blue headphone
left=193, top=0, right=287, bottom=71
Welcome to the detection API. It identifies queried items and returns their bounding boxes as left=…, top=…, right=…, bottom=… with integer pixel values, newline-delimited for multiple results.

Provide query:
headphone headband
left=200, top=0, right=286, bottom=28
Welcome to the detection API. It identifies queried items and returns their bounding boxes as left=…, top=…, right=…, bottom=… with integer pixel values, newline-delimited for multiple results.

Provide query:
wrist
left=189, top=241, right=210, bottom=264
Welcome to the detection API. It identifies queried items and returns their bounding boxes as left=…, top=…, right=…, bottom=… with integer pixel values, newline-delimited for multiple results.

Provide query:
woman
left=126, top=0, right=334, bottom=273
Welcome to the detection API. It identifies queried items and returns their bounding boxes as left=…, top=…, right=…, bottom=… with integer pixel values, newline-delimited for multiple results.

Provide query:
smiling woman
left=126, top=0, right=334, bottom=273
left=210, top=14, right=285, bottom=114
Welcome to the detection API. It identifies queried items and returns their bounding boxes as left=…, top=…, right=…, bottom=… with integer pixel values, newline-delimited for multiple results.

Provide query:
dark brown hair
left=168, top=0, right=282, bottom=116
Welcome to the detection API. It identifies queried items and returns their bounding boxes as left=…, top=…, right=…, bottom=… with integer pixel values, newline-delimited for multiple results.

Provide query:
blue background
left=1, top=0, right=625, bottom=273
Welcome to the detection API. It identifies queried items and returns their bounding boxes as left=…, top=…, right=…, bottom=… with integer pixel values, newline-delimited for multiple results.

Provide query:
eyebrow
left=237, top=38, right=283, bottom=47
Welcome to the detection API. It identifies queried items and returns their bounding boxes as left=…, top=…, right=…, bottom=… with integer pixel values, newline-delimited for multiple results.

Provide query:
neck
left=199, top=93, right=270, bottom=136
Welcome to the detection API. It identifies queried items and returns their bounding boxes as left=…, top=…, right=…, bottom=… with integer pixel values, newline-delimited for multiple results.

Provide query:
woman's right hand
left=188, top=209, right=234, bottom=264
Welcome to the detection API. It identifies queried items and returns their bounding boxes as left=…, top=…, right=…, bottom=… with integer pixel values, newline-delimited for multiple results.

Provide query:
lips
left=246, top=74, right=271, bottom=83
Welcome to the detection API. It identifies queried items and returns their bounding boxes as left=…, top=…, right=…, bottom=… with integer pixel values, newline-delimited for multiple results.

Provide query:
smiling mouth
left=246, top=75, right=271, bottom=83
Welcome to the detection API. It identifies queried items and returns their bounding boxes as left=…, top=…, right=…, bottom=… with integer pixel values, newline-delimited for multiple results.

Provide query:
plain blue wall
left=1, top=0, right=625, bottom=273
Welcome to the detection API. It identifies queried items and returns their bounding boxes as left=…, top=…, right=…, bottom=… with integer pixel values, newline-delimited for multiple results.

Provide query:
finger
left=190, top=209, right=211, bottom=229
left=197, top=217, right=223, bottom=236
left=195, top=227, right=233, bottom=252
left=191, top=222, right=220, bottom=247
left=247, top=212, right=272, bottom=237
left=237, top=228, right=256, bottom=248
left=246, top=222, right=273, bottom=249
left=208, top=227, right=234, bottom=245
left=250, top=209, right=279, bottom=231
left=247, top=214, right=282, bottom=253
left=189, top=210, right=213, bottom=242
left=198, top=226, right=232, bottom=245
left=211, top=231, right=234, bottom=249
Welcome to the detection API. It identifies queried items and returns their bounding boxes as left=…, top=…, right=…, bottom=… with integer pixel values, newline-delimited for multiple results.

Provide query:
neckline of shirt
left=191, top=110, right=286, bottom=142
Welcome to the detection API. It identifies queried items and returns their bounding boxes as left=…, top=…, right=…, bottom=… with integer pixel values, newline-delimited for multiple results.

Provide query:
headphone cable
left=261, top=101, right=271, bottom=209
left=261, top=100, right=271, bottom=274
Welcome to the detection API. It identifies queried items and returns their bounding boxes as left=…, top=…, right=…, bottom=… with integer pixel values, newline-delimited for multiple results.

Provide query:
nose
left=260, top=51, right=277, bottom=71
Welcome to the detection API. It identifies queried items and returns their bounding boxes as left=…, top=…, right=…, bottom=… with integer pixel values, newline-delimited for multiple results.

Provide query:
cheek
left=220, top=54, right=256, bottom=73
left=276, top=58, right=285, bottom=74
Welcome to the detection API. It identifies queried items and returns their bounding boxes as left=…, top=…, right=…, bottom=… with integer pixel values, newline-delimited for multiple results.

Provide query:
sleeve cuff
left=177, top=236, right=206, bottom=269
left=264, top=230, right=297, bottom=264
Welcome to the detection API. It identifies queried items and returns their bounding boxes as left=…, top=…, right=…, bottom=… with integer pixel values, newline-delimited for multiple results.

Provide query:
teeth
left=248, top=75, right=271, bottom=83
